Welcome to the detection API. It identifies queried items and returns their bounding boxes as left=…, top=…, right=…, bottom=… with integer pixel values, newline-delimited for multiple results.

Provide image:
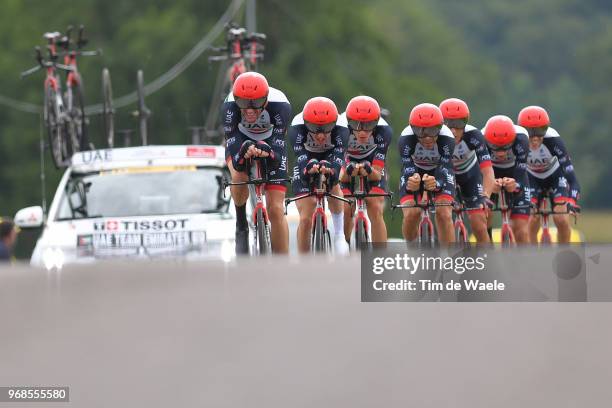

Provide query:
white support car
left=15, top=145, right=236, bottom=268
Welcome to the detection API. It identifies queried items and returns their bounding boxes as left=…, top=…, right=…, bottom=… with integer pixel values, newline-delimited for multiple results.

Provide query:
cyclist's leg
left=365, top=196, right=386, bottom=242
left=528, top=173, right=543, bottom=244
left=225, top=133, right=250, bottom=206
left=293, top=175, right=315, bottom=253
left=434, top=169, right=455, bottom=244
left=366, top=178, right=388, bottom=243
left=266, top=154, right=290, bottom=254
left=341, top=182, right=354, bottom=243
left=399, top=174, right=420, bottom=241
left=265, top=189, right=289, bottom=254
left=227, top=159, right=250, bottom=253
left=550, top=171, right=571, bottom=243
left=227, top=159, right=250, bottom=205
left=511, top=178, right=531, bottom=243
left=459, top=167, right=489, bottom=243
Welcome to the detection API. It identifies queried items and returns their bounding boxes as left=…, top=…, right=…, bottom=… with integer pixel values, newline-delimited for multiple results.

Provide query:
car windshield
left=56, top=166, right=228, bottom=220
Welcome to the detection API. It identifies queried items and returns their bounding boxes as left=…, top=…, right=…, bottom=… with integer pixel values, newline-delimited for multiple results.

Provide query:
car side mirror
left=14, top=206, right=44, bottom=228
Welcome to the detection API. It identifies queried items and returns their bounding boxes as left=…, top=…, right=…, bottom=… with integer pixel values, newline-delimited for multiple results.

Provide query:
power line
left=0, top=0, right=245, bottom=115
left=0, top=94, right=41, bottom=114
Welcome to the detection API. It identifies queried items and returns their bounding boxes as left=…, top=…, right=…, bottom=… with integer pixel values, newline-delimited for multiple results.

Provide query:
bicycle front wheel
left=455, top=220, right=467, bottom=245
left=355, top=218, right=369, bottom=250
left=419, top=220, right=433, bottom=248
left=312, top=213, right=326, bottom=253
left=102, top=68, right=114, bottom=148
left=501, top=225, right=514, bottom=247
left=255, top=207, right=271, bottom=255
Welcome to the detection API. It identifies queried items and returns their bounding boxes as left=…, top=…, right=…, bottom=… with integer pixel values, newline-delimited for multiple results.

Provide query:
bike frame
left=345, top=174, right=392, bottom=248
left=224, top=158, right=290, bottom=255
left=285, top=172, right=352, bottom=253
left=498, top=190, right=515, bottom=244
left=533, top=190, right=577, bottom=244
left=453, top=203, right=468, bottom=243
left=452, top=187, right=485, bottom=244
left=311, top=174, right=329, bottom=236
left=393, top=188, right=452, bottom=246
left=44, top=43, right=61, bottom=92
left=417, top=192, right=435, bottom=245
left=250, top=159, right=270, bottom=228
left=228, top=28, right=247, bottom=83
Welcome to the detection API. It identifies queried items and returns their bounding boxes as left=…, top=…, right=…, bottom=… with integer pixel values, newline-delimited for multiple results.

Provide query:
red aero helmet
left=409, top=103, right=444, bottom=127
left=232, top=72, right=269, bottom=100
left=303, top=97, right=338, bottom=125
left=484, top=115, right=516, bottom=146
left=517, top=105, right=550, bottom=128
left=440, top=98, right=470, bottom=119
left=346, top=96, right=381, bottom=122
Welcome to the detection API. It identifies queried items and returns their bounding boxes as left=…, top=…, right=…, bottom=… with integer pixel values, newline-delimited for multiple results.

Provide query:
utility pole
left=246, top=0, right=256, bottom=32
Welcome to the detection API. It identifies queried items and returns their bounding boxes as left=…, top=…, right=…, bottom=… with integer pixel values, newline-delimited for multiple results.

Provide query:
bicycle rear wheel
left=312, top=213, right=326, bottom=253
left=355, top=218, right=369, bottom=250
left=44, top=87, right=67, bottom=168
left=102, top=68, right=114, bottom=148
left=255, top=207, right=271, bottom=255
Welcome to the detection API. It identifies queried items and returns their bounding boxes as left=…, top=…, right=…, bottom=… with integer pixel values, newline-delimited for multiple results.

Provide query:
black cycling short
left=528, top=167, right=570, bottom=207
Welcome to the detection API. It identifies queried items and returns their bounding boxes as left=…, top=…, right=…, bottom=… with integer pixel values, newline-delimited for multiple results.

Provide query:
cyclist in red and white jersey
left=398, top=103, right=456, bottom=244
left=440, top=98, right=494, bottom=243
left=518, top=106, right=581, bottom=243
left=482, top=115, right=530, bottom=243
left=288, top=97, right=350, bottom=254
left=339, top=96, right=392, bottom=243
left=222, top=72, right=292, bottom=254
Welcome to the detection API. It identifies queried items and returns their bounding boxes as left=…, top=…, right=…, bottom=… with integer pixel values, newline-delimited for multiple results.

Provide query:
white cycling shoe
left=333, top=234, right=350, bottom=255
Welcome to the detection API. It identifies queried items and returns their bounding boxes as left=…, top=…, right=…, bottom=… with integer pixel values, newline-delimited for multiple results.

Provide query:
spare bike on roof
left=22, top=25, right=102, bottom=168
left=204, top=22, right=267, bottom=141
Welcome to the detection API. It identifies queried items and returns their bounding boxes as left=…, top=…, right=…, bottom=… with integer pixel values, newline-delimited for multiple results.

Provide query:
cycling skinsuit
left=222, top=87, right=292, bottom=191
left=482, top=124, right=531, bottom=219
left=288, top=112, right=349, bottom=197
left=398, top=124, right=456, bottom=203
left=452, top=124, right=492, bottom=211
left=526, top=127, right=580, bottom=206
left=339, top=113, right=392, bottom=196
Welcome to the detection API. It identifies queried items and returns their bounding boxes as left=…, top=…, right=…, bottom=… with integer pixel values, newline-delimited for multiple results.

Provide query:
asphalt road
left=1, top=255, right=611, bottom=407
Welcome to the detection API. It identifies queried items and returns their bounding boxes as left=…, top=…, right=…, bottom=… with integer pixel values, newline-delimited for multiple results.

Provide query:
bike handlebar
left=20, top=59, right=74, bottom=78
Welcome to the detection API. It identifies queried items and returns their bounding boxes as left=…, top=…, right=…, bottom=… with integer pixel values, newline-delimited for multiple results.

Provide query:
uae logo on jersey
left=241, top=110, right=273, bottom=134
left=347, top=135, right=376, bottom=158
left=305, top=133, right=334, bottom=153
